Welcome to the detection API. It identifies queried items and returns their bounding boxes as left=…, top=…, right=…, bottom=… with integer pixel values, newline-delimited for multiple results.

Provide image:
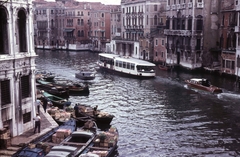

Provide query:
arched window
left=0, top=8, right=9, bottom=54
left=18, top=9, right=27, bottom=52
left=78, top=30, right=80, bottom=37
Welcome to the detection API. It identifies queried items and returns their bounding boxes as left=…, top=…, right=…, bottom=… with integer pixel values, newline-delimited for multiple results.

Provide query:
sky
left=46, top=0, right=121, bottom=5
left=78, top=0, right=121, bottom=5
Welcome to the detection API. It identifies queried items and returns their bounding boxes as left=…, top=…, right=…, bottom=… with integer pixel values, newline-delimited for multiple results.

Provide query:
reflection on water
left=36, top=50, right=240, bottom=157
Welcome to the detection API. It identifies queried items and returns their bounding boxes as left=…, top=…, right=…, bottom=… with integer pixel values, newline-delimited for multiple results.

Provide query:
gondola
left=41, top=91, right=71, bottom=109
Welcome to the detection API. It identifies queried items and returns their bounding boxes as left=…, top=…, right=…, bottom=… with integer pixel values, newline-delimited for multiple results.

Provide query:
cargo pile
left=0, top=126, right=11, bottom=149
left=95, top=126, right=118, bottom=148
left=47, top=107, right=72, bottom=122
left=52, top=128, right=72, bottom=144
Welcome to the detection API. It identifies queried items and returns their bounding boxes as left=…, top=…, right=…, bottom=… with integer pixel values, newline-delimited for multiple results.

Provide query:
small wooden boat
left=52, top=79, right=90, bottom=96
left=75, top=71, right=96, bottom=80
left=67, top=83, right=90, bottom=96
left=36, top=79, right=69, bottom=98
left=41, top=91, right=71, bottom=109
left=47, top=107, right=73, bottom=125
left=158, top=64, right=171, bottom=71
left=36, top=71, right=55, bottom=81
left=185, top=78, right=223, bottom=94
left=45, top=130, right=95, bottom=156
left=75, top=104, right=114, bottom=128
left=80, top=126, right=119, bottom=157
left=13, top=119, right=77, bottom=157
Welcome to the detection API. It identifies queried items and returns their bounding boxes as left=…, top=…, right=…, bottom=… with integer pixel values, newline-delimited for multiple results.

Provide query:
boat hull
left=98, top=66, right=155, bottom=79
left=185, top=80, right=223, bottom=94
left=75, top=72, right=95, bottom=80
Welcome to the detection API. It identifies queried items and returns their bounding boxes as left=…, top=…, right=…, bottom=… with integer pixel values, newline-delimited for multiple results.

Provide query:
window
left=1, top=80, right=11, bottom=105
left=23, top=112, right=31, bottom=124
left=127, top=63, right=130, bottom=69
left=154, top=5, right=157, bottom=11
left=0, top=8, right=9, bottom=54
left=18, top=10, right=27, bottom=52
left=131, top=63, right=135, bottom=70
left=123, top=62, right=126, bottom=68
left=156, top=39, right=158, bottom=46
left=162, top=39, right=164, bottom=45
left=21, top=75, right=30, bottom=99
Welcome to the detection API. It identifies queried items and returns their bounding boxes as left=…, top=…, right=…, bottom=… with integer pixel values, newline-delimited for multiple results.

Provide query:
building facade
left=0, top=0, right=37, bottom=137
left=220, top=0, right=236, bottom=76
left=164, top=0, right=222, bottom=70
left=111, top=0, right=166, bottom=60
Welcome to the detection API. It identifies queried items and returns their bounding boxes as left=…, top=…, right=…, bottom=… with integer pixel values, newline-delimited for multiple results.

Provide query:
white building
left=0, top=0, right=37, bottom=137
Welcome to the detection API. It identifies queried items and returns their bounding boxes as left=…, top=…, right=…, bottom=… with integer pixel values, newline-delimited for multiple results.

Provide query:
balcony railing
left=164, top=29, right=192, bottom=36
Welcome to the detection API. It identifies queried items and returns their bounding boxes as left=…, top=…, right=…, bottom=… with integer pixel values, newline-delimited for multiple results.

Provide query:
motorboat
left=185, top=78, right=223, bottom=94
left=75, top=71, right=96, bottom=80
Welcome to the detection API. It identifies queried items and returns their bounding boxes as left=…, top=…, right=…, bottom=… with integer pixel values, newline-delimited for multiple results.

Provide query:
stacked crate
left=0, top=126, right=11, bottom=149
left=52, top=128, right=72, bottom=144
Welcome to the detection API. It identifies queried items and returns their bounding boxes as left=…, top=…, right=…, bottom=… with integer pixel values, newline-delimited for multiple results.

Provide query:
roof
left=190, top=78, right=207, bottom=82
left=99, top=53, right=156, bottom=66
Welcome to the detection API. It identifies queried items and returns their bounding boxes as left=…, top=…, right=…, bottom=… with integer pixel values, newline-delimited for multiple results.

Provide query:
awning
left=64, top=29, right=74, bottom=32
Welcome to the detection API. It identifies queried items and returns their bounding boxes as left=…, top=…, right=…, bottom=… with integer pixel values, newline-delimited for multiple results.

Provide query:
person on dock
left=35, top=99, right=42, bottom=114
left=33, top=113, right=41, bottom=133
left=42, top=97, right=48, bottom=113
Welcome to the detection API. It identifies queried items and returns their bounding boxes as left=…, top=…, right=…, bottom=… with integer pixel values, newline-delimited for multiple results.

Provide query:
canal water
left=36, top=50, right=240, bottom=157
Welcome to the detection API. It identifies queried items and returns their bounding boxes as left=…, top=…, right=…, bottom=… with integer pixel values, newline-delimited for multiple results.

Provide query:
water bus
left=97, top=53, right=156, bottom=78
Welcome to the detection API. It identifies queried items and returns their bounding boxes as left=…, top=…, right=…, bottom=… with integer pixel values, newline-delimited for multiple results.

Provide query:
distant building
left=220, top=0, right=236, bottom=76
left=164, top=0, right=222, bottom=70
left=111, top=0, right=166, bottom=61
left=0, top=0, right=37, bottom=137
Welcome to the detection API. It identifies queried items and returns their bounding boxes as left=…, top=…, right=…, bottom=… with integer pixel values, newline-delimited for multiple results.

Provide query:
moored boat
left=185, top=78, right=223, bottom=94
left=75, top=71, right=96, bottom=80
left=41, top=91, right=71, bottom=109
left=80, top=126, right=119, bottom=157
left=13, top=119, right=77, bottom=157
left=45, top=130, right=95, bottom=157
left=75, top=104, right=114, bottom=128
left=36, top=79, right=69, bottom=98
left=97, top=53, right=156, bottom=78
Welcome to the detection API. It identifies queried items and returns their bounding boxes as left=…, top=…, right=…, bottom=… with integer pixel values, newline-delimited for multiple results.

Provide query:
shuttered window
left=21, top=75, right=30, bottom=98
left=1, top=80, right=11, bottom=105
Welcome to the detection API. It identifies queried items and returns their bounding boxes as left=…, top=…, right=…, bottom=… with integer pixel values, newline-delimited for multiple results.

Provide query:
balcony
left=188, top=2, right=193, bottom=8
left=235, top=26, right=240, bottom=32
left=197, top=2, right=204, bottom=8
left=164, top=29, right=192, bottom=36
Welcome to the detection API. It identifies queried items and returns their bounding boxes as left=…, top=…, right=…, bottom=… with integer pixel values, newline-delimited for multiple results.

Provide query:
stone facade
left=0, top=0, right=37, bottom=137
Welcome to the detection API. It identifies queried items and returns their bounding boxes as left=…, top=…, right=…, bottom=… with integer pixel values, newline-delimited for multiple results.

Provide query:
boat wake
left=217, top=92, right=240, bottom=101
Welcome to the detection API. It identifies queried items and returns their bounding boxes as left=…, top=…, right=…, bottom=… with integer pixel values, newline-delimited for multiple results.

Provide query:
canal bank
left=0, top=105, right=58, bottom=156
